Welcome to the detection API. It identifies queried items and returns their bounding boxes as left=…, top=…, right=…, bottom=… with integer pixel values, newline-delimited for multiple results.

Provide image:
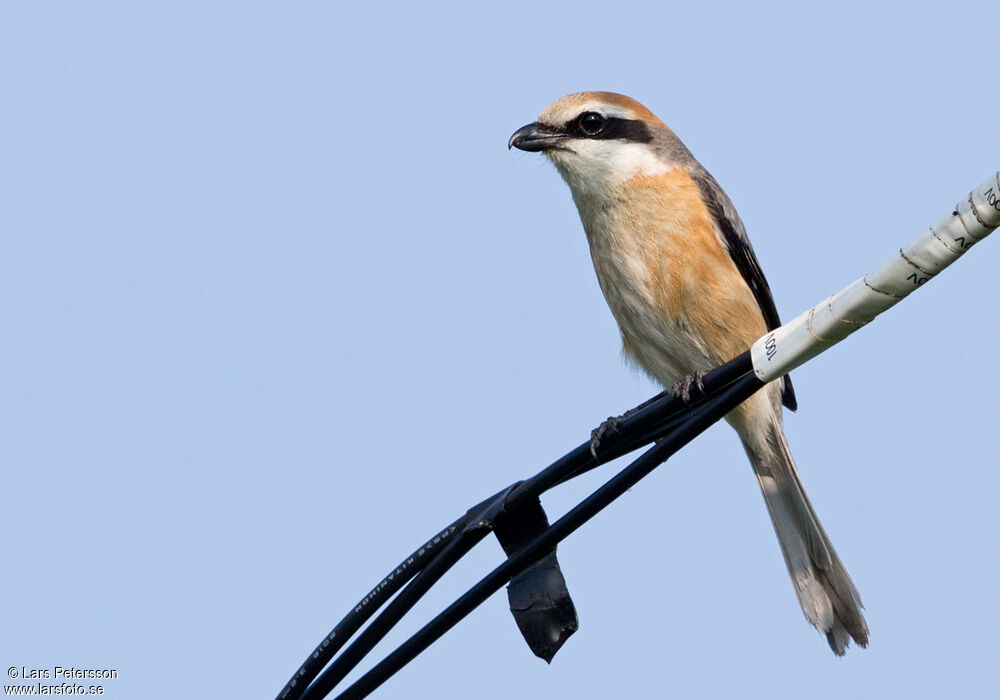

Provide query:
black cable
left=330, top=371, right=763, bottom=700
left=275, top=515, right=471, bottom=700
left=279, top=352, right=759, bottom=700
left=299, top=525, right=491, bottom=700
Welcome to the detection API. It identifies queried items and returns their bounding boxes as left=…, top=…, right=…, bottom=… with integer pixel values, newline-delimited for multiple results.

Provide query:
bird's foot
left=590, top=416, right=624, bottom=459
left=671, top=370, right=708, bottom=403
left=589, top=390, right=671, bottom=459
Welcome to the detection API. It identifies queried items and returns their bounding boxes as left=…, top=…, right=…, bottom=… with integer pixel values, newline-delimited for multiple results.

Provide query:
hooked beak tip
left=508, top=122, right=564, bottom=153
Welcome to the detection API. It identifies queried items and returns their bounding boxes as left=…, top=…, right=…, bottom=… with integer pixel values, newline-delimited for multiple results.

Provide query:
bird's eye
left=577, top=112, right=606, bottom=136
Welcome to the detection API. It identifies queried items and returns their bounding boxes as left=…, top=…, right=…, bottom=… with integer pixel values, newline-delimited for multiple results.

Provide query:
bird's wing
left=692, top=169, right=797, bottom=411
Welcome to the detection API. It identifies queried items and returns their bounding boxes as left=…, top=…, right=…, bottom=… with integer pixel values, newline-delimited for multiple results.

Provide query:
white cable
left=751, top=172, right=1000, bottom=383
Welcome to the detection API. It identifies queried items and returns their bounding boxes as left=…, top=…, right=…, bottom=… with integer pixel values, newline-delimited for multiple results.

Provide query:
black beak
left=508, top=122, right=566, bottom=152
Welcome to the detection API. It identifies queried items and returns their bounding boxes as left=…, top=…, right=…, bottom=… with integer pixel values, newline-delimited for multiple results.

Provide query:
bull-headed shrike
left=509, top=91, right=867, bottom=654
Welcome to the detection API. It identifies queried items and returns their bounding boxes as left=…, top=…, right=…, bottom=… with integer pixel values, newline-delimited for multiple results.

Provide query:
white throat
left=546, top=140, right=670, bottom=199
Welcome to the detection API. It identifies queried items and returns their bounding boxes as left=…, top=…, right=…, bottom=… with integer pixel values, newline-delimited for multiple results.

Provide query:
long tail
left=742, top=421, right=869, bottom=655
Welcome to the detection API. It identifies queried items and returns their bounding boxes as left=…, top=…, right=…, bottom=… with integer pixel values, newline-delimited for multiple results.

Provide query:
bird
left=508, top=91, right=867, bottom=654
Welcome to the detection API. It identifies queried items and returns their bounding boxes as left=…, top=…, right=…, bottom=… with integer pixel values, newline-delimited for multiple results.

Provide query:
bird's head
left=509, top=92, right=688, bottom=198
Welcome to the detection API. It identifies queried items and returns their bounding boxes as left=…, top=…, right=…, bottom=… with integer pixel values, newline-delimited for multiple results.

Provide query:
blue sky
left=2, top=3, right=998, bottom=699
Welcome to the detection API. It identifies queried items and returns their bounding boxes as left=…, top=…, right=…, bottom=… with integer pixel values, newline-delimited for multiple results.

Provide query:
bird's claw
left=672, top=370, right=707, bottom=403
left=590, top=416, right=623, bottom=459
left=588, top=390, right=671, bottom=459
